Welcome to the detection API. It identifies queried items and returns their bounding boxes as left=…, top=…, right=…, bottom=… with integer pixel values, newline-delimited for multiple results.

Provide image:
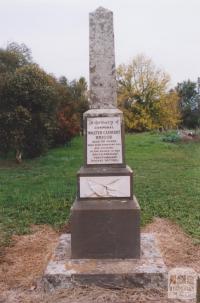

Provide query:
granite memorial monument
left=42, top=8, right=167, bottom=290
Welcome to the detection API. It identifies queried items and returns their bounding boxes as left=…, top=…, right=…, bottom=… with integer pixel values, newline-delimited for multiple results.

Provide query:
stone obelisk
left=89, top=7, right=117, bottom=109
left=71, top=7, right=140, bottom=259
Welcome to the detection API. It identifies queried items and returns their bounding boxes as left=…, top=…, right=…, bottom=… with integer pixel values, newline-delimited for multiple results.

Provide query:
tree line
left=0, top=43, right=199, bottom=161
left=0, top=43, right=88, bottom=162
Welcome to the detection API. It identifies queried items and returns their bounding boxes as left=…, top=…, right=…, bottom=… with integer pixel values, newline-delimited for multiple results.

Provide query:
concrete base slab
left=41, top=233, right=167, bottom=291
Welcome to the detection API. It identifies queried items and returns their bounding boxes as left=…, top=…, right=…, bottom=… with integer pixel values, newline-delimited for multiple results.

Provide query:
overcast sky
left=1, top=0, right=200, bottom=86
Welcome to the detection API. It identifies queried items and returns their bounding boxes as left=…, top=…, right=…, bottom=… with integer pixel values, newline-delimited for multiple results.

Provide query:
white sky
left=1, top=0, right=200, bottom=86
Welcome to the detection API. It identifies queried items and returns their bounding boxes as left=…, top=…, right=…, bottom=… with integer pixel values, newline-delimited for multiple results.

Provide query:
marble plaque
left=79, top=176, right=130, bottom=198
left=87, top=116, right=122, bottom=164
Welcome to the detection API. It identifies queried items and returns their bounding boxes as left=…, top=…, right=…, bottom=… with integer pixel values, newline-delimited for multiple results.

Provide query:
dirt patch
left=0, top=159, right=20, bottom=169
left=143, top=217, right=200, bottom=272
left=0, top=218, right=199, bottom=303
left=0, top=286, right=172, bottom=303
left=179, top=131, right=200, bottom=143
left=181, top=135, right=200, bottom=143
left=0, top=225, right=58, bottom=292
left=0, top=159, right=31, bottom=169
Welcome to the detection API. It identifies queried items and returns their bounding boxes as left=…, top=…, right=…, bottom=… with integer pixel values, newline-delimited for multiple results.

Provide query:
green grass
left=126, top=133, right=200, bottom=240
left=0, top=133, right=200, bottom=246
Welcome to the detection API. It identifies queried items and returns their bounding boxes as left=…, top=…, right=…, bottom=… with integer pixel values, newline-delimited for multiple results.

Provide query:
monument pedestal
left=70, top=107, right=141, bottom=259
left=71, top=196, right=140, bottom=259
left=42, top=233, right=167, bottom=291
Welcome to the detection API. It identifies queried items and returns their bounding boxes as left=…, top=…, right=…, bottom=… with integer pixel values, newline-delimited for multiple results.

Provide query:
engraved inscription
left=87, top=116, right=122, bottom=164
left=79, top=176, right=130, bottom=198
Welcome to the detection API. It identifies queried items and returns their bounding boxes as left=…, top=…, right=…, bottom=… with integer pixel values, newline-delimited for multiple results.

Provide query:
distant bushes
left=162, top=131, right=181, bottom=143
left=162, top=129, right=200, bottom=143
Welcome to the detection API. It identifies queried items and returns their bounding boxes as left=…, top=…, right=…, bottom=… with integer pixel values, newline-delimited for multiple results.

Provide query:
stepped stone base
left=41, top=233, right=168, bottom=291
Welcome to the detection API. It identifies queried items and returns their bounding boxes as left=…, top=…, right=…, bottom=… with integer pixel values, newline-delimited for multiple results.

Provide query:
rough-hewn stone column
left=89, top=7, right=117, bottom=108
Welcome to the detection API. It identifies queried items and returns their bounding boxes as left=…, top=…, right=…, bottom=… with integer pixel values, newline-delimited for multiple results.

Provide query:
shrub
left=162, top=131, right=181, bottom=143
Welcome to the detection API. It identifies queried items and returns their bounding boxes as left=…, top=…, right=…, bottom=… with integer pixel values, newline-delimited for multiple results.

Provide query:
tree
left=0, top=42, right=32, bottom=73
left=54, top=105, right=80, bottom=145
left=0, top=64, right=58, bottom=161
left=53, top=76, right=89, bottom=145
left=175, top=80, right=200, bottom=128
left=156, top=91, right=181, bottom=130
left=69, top=77, right=89, bottom=133
left=53, top=77, right=81, bottom=145
left=117, top=55, right=180, bottom=131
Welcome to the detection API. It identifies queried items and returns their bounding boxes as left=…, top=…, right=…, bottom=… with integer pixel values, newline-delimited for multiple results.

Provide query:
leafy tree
left=0, top=42, right=32, bottom=73
left=176, top=80, right=197, bottom=109
left=54, top=105, right=80, bottom=145
left=156, top=91, right=181, bottom=130
left=0, top=64, right=58, bottom=161
left=69, top=77, right=89, bottom=133
left=53, top=77, right=80, bottom=145
left=175, top=80, right=200, bottom=128
left=58, top=76, right=88, bottom=114
left=117, top=55, right=180, bottom=131
left=53, top=76, right=89, bottom=145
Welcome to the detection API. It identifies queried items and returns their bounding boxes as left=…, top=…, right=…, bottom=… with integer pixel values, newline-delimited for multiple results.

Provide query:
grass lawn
left=0, top=133, right=200, bottom=246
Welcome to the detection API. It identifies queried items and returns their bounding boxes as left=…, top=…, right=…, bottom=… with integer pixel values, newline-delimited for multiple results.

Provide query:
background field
left=0, top=133, right=200, bottom=246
